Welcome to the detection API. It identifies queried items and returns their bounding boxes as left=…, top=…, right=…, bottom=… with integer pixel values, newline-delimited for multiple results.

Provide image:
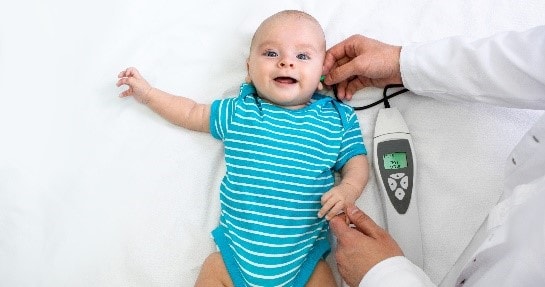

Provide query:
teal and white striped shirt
left=210, top=84, right=366, bottom=287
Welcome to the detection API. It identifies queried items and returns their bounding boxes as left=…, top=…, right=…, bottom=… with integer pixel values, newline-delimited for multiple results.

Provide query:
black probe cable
left=332, top=83, right=409, bottom=110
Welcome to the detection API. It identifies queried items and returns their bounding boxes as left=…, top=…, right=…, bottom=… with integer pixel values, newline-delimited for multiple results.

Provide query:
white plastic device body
left=373, top=107, right=424, bottom=267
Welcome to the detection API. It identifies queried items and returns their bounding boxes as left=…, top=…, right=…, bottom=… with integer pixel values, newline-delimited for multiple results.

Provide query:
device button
left=400, top=176, right=409, bottom=189
left=395, top=188, right=405, bottom=200
left=387, top=178, right=397, bottom=191
left=391, top=173, right=405, bottom=180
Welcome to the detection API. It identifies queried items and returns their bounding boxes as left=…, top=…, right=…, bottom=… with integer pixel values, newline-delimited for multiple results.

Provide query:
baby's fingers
left=116, top=77, right=134, bottom=97
left=318, top=191, right=334, bottom=217
left=116, top=77, right=126, bottom=87
left=117, top=67, right=141, bottom=79
left=319, top=193, right=345, bottom=220
left=116, top=76, right=135, bottom=88
left=325, top=202, right=344, bottom=220
left=119, top=87, right=133, bottom=98
left=118, top=68, right=132, bottom=78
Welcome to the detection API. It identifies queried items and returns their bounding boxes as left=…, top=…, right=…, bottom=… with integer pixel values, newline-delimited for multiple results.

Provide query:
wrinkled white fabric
left=2, top=1, right=545, bottom=286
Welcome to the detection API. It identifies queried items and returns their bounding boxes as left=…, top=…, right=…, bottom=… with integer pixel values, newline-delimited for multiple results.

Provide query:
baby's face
left=247, top=15, right=325, bottom=109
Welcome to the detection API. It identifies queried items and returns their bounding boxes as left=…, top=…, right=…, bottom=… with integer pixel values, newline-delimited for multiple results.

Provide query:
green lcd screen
left=383, top=152, right=408, bottom=170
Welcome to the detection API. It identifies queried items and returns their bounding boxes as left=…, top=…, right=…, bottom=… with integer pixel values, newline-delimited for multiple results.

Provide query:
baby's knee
left=203, top=252, right=222, bottom=267
left=194, top=252, right=233, bottom=287
left=306, top=260, right=338, bottom=287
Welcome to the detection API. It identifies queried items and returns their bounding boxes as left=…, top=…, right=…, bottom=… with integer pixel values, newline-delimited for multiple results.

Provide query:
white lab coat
left=359, top=25, right=545, bottom=287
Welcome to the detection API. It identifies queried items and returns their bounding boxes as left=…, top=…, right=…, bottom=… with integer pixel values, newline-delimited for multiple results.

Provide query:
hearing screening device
left=373, top=106, right=423, bottom=267
left=330, top=83, right=424, bottom=267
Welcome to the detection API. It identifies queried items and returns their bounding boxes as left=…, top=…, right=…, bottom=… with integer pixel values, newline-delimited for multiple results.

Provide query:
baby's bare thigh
left=194, top=252, right=234, bottom=287
left=306, top=259, right=338, bottom=287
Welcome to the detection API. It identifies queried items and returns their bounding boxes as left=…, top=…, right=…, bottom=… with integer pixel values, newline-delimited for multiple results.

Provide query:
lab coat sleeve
left=400, top=25, right=545, bottom=110
left=359, top=256, right=435, bottom=287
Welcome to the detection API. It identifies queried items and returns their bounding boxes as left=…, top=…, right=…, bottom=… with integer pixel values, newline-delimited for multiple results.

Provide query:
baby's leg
left=194, top=252, right=234, bottom=287
left=306, top=259, right=338, bottom=287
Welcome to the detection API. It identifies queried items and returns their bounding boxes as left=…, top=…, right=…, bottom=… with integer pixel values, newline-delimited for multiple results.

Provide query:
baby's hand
left=116, top=67, right=153, bottom=104
left=318, top=182, right=360, bottom=220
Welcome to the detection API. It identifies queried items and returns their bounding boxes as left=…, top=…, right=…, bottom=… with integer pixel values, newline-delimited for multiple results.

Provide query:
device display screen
left=383, top=152, right=407, bottom=170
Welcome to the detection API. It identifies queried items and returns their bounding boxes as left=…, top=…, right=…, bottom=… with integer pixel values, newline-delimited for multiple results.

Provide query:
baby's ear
left=245, top=60, right=252, bottom=83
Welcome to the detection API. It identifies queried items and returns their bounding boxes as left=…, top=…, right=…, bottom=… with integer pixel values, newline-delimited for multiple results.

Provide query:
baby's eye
left=297, top=53, right=310, bottom=60
left=264, top=50, right=278, bottom=57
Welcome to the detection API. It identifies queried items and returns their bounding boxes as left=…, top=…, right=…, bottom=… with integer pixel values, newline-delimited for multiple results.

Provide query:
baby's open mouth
left=274, top=77, right=297, bottom=84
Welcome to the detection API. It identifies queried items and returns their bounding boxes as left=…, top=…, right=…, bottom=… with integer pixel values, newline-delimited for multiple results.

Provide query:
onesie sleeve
left=334, top=105, right=367, bottom=171
left=209, top=97, right=237, bottom=140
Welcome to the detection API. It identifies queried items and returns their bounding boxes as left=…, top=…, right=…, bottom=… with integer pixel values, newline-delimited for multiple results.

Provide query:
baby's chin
left=259, top=94, right=309, bottom=110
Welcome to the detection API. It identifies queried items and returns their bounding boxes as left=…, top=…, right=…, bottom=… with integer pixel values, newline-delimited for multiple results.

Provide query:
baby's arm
left=116, top=67, right=210, bottom=132
left=319, top=155, right=369, bottom=220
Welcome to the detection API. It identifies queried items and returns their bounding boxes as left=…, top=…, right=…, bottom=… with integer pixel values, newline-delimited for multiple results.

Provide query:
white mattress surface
left=1, top=0, right=544, bottom=286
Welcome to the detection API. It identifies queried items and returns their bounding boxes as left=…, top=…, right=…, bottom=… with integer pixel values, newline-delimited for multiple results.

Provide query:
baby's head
left=246, top=10, right=326, bottom=109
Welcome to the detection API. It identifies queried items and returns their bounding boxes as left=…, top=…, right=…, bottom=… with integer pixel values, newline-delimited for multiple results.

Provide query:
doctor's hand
left=330, top=204, right=404, bottom=287
left=116, top=67, right=153, bottom=104
left=322, top=35, right=403, bottom=100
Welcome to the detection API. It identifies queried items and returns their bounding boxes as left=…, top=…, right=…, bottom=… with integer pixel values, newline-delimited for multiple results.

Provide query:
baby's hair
left=250, top=10, right=325, bottom=52
left=272, top=10, right=321, bottom=24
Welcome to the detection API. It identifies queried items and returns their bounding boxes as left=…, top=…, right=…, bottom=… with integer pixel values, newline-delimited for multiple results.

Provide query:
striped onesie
left=209, top=84, right=367, bottom=286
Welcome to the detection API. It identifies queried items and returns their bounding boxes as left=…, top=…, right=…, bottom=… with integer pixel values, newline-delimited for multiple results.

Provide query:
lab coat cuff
left=359, top=256, right=435, bottom=287
left=399, top=43, right=424, bottom=93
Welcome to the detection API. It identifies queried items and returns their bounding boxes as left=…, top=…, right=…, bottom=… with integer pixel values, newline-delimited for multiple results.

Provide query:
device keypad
left=387, top=172, right=409, bottom=200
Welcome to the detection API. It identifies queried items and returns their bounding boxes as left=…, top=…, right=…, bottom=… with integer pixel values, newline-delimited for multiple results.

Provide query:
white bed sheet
left=1, top=0, right=544, bottom=286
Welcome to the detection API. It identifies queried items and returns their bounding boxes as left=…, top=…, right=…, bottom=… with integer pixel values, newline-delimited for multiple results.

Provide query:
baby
left=117, top=10, right=369, bottom=287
